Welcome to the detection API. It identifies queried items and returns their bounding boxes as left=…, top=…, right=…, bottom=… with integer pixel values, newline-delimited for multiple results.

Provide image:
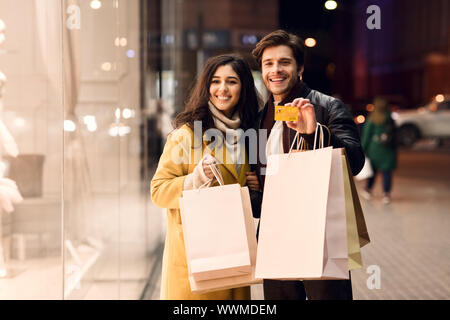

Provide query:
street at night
left=351, top=143, right=450, bottom=299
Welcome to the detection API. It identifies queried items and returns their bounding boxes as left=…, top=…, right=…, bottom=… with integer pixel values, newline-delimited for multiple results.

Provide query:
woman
left=361, top=97, right=397, bottom=204
left=151, top=54, right=261, bottom=299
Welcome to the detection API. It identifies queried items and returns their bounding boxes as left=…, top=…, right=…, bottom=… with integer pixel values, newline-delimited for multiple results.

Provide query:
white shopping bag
left=355, top=156, right=374, bottom=181
left=179, top=164, right=261, bottom=292
left=256, top=127, right=349, bottom=280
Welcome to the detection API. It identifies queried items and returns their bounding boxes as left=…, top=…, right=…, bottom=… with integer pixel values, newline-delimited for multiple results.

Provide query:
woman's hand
left=246, top=172, right=261, bottom=191
left=202, top=154, right=217, bottom=180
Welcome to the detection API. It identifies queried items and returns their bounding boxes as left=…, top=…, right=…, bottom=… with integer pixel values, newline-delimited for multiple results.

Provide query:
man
left=249, top=29, right=365, bottom=300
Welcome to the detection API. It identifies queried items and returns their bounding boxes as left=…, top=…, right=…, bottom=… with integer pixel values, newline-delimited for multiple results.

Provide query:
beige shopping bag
left=341, top=150, right=370, bottom=270
left=182, top=185, right=262, bottom=293
left=256, top=127, right=349, bottom=280
left=179, top=165, right=261, bottom=292
left=341, top=149, right=370, bottom=248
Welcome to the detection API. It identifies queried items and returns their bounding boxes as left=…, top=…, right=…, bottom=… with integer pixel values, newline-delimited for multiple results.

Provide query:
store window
left=0, top=0, right=156, bottom=299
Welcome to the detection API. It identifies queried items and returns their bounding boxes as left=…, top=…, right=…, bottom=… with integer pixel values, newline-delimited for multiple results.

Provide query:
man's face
left=261, top=45, right=302, bottom=102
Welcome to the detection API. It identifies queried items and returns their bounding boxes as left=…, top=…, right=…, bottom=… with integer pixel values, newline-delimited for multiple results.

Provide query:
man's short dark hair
left=252, top=30, right=305, bottom=70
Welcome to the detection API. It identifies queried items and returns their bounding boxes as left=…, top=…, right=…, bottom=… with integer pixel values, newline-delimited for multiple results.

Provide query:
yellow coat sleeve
left=150, top=128, right=192, bottom=209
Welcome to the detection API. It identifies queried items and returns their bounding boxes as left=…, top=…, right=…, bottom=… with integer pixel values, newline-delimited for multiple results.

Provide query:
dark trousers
left=263, top=273, right=353, bottom=300
left=367, top=169, right=392, bottom=193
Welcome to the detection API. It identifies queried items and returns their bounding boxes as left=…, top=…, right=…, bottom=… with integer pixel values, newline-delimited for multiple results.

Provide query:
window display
left=0, top=0, right=157, bottom=300
left=0, top=68, right=25, bottom=279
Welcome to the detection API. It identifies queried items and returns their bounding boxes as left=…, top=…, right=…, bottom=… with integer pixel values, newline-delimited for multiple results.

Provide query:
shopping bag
left=182, top=184, right=262, bottom=293
left=255, top=127, right=349, bottom=280
left=341, top=150, right=370, bottom=249
left=286, top=130, right=370, bottom=268
left=341, top=152, right=362, bottom=269
left=179, top=164, right=261, bottom=292
left=310, top=124, right=369, bottom=250
left=355, top=156, right=374, bottom=181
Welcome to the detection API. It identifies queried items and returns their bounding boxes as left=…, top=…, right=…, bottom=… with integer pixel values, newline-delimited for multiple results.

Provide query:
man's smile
left=269, top=76, right=287, bottom=84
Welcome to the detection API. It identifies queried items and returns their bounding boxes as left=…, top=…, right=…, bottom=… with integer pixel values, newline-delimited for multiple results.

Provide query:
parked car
left=392, top=96, right=450, bottom=147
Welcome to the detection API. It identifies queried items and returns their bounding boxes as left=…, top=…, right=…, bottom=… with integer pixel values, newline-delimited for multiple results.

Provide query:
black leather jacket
left=250, top=82, right=365, bottom=218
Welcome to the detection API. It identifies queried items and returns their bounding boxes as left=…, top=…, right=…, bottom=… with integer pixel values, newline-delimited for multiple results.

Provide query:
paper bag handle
left=288, top=123, right=324, bottom=155
left=197, top=163, right=224, bottom=190
left=209, top=164, right=224, bottom=186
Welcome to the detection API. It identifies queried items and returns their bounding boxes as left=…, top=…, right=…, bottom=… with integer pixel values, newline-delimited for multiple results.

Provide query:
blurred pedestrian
left=361, top=97, right=398, bottom=204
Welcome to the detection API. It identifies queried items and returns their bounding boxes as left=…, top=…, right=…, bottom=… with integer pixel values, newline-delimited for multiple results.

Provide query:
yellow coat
left=151, top=124, right=251, bottom=300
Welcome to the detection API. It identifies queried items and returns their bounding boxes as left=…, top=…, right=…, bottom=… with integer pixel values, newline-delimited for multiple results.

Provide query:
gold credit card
left=274, top=105, right=298, bottom=121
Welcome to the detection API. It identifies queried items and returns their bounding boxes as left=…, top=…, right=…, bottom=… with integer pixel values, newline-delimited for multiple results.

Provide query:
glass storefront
left=0, top=0, right=157, bottom=299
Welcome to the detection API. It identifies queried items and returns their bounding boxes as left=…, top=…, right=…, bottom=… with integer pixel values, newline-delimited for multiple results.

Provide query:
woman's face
left=209, top=64, right=241, bottom=118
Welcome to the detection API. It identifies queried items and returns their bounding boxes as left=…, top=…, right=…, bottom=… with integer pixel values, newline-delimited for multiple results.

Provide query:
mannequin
left=0, top=71, right=23, bottom=277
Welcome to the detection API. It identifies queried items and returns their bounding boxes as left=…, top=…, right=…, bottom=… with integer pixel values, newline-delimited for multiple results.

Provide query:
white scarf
left=208, top=101, right=244, bottom=177
left=266, top=120, right=284, bottom=158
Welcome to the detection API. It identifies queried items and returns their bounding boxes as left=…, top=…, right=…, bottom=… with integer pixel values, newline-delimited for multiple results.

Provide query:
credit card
left=274, top=105, right=298, bottom=121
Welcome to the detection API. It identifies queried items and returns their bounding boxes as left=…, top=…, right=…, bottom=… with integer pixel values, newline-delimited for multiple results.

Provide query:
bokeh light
left=304, top=38, right=317, bottom=47
left=90, top=0, right=102, bottom=10
left=435, top=94, right=444, bottom=102
left=324, top=0, right=338, bottom=10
